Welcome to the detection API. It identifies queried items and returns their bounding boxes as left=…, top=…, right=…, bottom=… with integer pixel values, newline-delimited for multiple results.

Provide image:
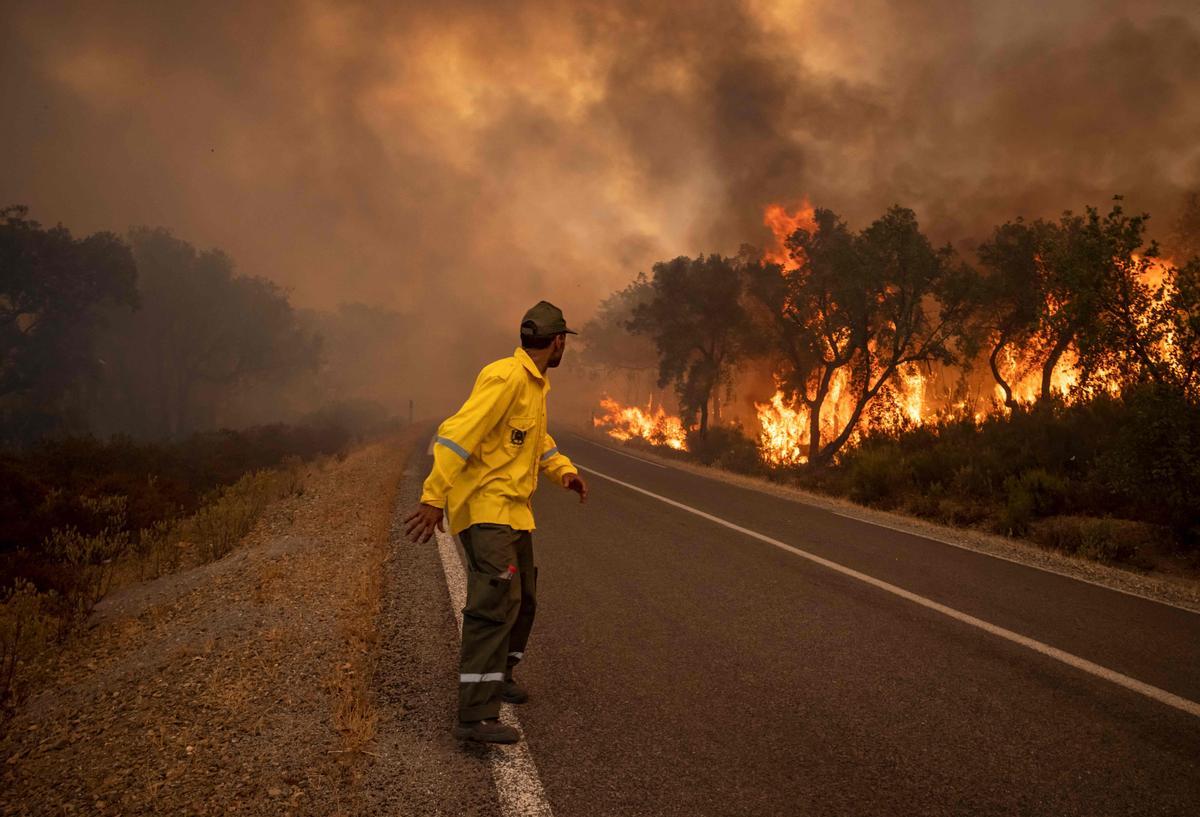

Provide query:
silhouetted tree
left=1158, top=258, right=1200, bottom=397
left=92, top=228, right=320, bottom=439
left=0, top=206, right=138, bottom=442
left=629, top=255, right=755, bottom=436
left=1168, top=189, right=1200, bottom=263
left=973, top=218, right=1054, bottom=407
left=972, top=199, right=1175, bottom=402
left=747, top=206, right=973, bottom=464
left=580, top=274, right=656, bottom=374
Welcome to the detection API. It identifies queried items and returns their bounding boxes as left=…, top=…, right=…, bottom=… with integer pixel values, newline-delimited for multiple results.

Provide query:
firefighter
left=403, top=300, right=589, bottom=744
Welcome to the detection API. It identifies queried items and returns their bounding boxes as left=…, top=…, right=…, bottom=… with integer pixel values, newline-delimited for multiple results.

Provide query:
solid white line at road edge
left=572, top=433, right=1198, bottom=615
left=434, top=525, right=554, bottom=817
left=578, top=464, right=1200, bottom=720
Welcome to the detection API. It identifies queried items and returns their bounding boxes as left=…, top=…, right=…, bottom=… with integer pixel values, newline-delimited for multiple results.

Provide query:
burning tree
left=972, top=218, right=1055, bottom=407
left=1164, top=259, right=1200, bottom=395
left=746, top=205, right=973, bottom=465
left=972, top=199, right=1193, bottom=404
left=628, top=254, right=757, bottom=438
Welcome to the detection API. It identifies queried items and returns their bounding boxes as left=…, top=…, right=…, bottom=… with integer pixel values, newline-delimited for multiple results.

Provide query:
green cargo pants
left=457, top=522, right=538, bottom=722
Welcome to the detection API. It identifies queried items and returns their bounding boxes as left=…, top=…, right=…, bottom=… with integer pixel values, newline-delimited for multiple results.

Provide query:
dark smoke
left=2, top=0, right=1198, bottom=415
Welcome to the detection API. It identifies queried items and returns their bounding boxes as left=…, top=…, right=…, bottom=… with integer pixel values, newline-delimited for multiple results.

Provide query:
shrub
left=1096, top=384, right=1200, bottom=547
left=0, top=579, right=56, bottom=709
left=1030, top=516, right=1159, bottom=565
left=950, top=463, right=992, bottom=498
left=936, top=497, right=988, bottom=526
left=996, top=486, right=1035, bottom=536
left=187, top=460, right=305, bottom=563
left=686, top=426, right=762, bottom=474
left=904, top=483, right=943, bottom=518
left=846, top=448, right=910, bottom=507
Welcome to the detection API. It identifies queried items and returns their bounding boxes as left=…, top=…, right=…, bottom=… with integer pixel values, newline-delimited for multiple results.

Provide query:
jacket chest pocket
left=504, top=415, right=537, bottom=451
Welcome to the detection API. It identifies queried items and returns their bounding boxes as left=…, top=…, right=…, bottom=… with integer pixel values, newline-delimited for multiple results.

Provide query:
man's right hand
left=404, top=503, right=445, bottom=544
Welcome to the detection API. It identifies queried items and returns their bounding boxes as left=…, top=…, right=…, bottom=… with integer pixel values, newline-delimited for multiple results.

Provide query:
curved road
left=434, top=432, right=1200, bottom=816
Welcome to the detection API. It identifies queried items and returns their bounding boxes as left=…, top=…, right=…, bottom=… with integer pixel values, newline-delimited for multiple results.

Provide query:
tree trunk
left=816, top=364, right=895, bottom=465
left=698, top=399, right=709, bottom=438
left=1041, top=331, right=1073, bottom=400
left=805, top=373, right=832, bottom=464
left=988, top=333, right=1017, bottom=408
left=806, top=399, right=822, bottom=465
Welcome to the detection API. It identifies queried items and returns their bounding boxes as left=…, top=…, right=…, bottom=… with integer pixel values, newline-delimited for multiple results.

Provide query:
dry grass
left=188, top=459, right=306, bottom=563
left=0, top=456, right=312, bottom=727
left=0, top=432, right=412, bottom=815
left=331, top=508, right=388, bottom=762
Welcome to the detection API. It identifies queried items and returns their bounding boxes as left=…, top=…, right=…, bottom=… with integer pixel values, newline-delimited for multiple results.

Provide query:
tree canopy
left=90, top=227, right=321, bottom=439
left=745, top=205, right=973, bottom=464
left=0, top=206, right=138, bottom=442
left=629, top=254, right=757, bottom=437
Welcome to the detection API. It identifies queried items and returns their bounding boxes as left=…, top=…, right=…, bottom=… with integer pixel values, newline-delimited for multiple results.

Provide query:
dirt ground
left=0, top=430, right=500, bottom=816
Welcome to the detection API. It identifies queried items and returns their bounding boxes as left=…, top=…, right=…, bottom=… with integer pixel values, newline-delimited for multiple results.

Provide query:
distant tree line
left=0, top=206, right=407, bottom=447
left=590, top=195, right=1200, bottom=466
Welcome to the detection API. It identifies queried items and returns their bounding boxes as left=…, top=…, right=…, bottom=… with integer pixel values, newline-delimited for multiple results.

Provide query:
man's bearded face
left=548, top=335, right=566, bottom=368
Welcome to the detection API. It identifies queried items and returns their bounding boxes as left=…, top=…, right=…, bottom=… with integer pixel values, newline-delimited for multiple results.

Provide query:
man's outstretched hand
left=562, top=472, right=588, bottom=503
left=404, top=503, right=445, bottom=543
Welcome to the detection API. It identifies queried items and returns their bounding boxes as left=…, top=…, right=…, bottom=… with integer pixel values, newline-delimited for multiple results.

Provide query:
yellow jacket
left=421, top=347, right=578, bottom=534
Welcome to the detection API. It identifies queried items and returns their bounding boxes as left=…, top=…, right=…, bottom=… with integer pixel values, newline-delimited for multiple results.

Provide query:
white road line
left=578, top=464, right=1200, bottom=720
left=573, top=436, right=1199, bottom=615
left=568, top=433, right=667, bottom=468
left=434, top=524, right=555, bottom=817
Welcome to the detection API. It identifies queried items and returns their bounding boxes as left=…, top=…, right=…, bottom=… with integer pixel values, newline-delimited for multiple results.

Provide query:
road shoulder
left=353, top=436, right=502, bottom=816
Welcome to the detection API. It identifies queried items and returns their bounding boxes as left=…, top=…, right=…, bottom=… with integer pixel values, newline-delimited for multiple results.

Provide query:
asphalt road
left=482, top=432, right=1200, bottom=816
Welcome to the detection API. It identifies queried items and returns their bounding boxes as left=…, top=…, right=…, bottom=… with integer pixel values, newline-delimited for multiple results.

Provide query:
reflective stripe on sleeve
left=539, top=446, right=559, bottom=462
left=436, top=436, right=470, bottom=460
left=460, top=672, right=505, bottom=683
left=508, top=651, right=524, bottom=659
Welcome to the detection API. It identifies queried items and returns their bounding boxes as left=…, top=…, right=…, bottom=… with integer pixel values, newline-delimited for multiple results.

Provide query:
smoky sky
left=3, top=0, right=1199, bottom=410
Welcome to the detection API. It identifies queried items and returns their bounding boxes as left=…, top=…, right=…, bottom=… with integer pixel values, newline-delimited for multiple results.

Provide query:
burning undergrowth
left=592, top=396, right=688, bottom=451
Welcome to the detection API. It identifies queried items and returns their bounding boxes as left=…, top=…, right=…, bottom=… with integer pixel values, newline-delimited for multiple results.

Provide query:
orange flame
left=755, top=386, right=810, bottom=466
left=753, top=363, right=926, bottom=465
left=593, top=395, right=688, bottom=450
left=993, top=254, right=1175, bottom=404
left=763, top=200, right=816, bottom=271
left=598, top=205, right=1183, bottom=468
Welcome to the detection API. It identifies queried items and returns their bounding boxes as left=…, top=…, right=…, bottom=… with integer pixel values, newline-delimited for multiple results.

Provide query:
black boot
left=453, top=717, right=521, bottom=744
left=501, top=672, right=529, bottom=704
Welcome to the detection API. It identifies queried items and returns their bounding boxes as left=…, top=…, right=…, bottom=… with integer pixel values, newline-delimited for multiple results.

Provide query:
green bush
left=937, top=497, right=988, bottom=526
left=996, top=485, right=1035, bottom=535
left=950, top=463, right=993, bottom=498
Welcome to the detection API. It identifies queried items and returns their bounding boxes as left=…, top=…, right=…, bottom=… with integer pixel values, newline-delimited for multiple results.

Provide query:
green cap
left=520, top=300, right=577, bottom=338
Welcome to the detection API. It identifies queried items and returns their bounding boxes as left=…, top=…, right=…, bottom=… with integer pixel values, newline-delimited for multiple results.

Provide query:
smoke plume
left=3, top=0, right=1198, bottom=414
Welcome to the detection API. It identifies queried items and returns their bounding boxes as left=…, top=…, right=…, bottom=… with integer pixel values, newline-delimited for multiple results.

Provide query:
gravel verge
left=0, top=430, right=469, bottom=816
left=353, top=435, right=503, bottom=816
